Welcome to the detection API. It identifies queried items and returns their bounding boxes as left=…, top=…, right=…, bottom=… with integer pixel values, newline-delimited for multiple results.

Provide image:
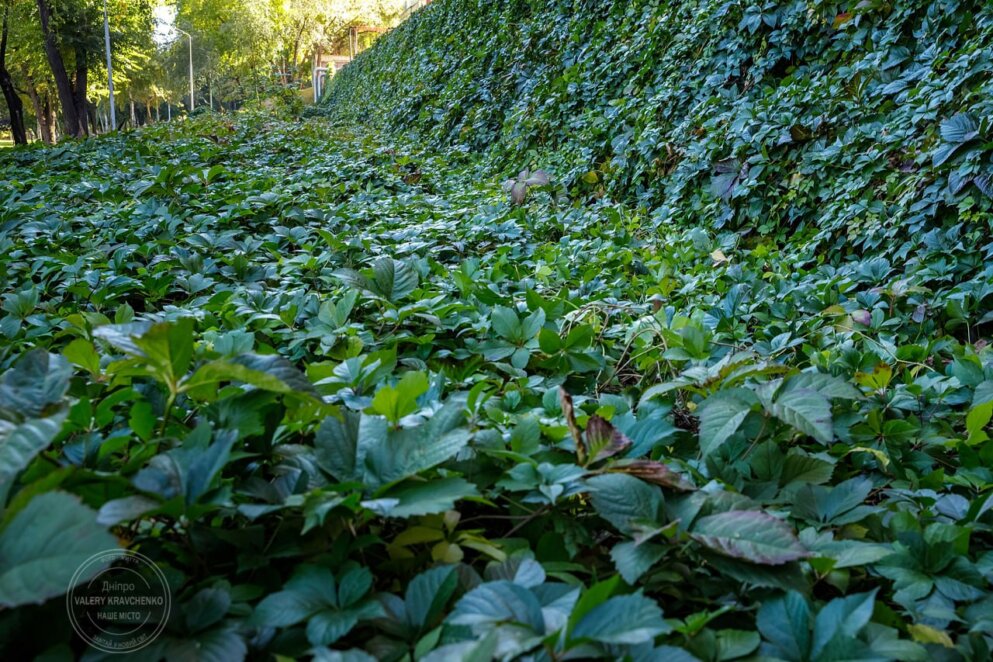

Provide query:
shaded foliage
left=0, top=108, right=991, bottom=658
left=325, top=0, right=993, bottom=241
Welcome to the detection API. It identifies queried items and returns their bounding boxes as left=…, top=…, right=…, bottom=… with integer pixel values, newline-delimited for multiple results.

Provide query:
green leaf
left=185, top=587, right=231, bottom=633
left=0, top=411, right=66, bottom=505
left=756, top=591, right=811, bottom=661
left=255, top=589, right=324, bottom=628
left=361, top=401, right=471, bottom=488
left=405, top=565, right=459, bottom=630
left=933, top=113, right=981, bottom=166
left=510, top=346, right=531, bottom=369
left=520, top=308, right=546, bottom=339
left=362, top=477, right=478, bottom=518
left=132, top=318, right=196, bottom=385
left=810, top=590, right=877, bottom=659
left=312, top=649, right=378, bottom=662
left=490, top=305, right=522, bottom=341
left=510, top=414, right=541, bottom=455
left=538, top=326, right=562, bottom=353
left=704, top=554, right=806, bottom=591
left=697, top=389, right=756, bottom=456
left=133, top=424, right=237, bottom=505
left=973, top=381, right=993, bottom=407
left=129, top=400, right=156, bottom=441
left=785, top=373, right=861, bottom=400
left=370, top=371, right=429, bottom=423
left=335, top=257, right=419, bottom=303
left=337, top=567, right=373, bottom=608
left=96, top=495, right=161, bottom=526
left=779, top=450, right=835, bottom=487
left=172, top=625, right=248, bottom=660
left=372, top=257, right=419, bottom=302
left=420, top=632, right=498, bottom=662
left=0, top=492, right=118, bottom=607
left=221, top=352, right=317, bottom=395
left=183, top=428, right=238, bottom=504
left=587, top=473, right=663, bottom=532
left=315, top=410, right=368, bottom=483
left=791, top=477, right=874, bottom=526
left=486, top=557, right=545, bottom=587
left=254, top=565, right=336, bottom=627
left=91, top=322, right=150, bottom=357
left=715, top=629, right=761, bottom=660
left=966, top=401, right=992, bottom=444
left=307, top=609, right=361, bottom=646
left=450, top=580, right=545, bottom=632
left=610, top=541, right=665, bottom=584
left=768, top=387, right=833, bottom=444
left=63, top=338, right=101, bottom=376
left=0, top=350, right=71, bottom=421
left=570, top=593, right=670, bottom=644
left=799, top=529, right=892, bottom=569
left=690, top=511, right=809, bottom=565
left=939, top=113, right=980, bottom=144
left=564, top=324, right=594, bottom=349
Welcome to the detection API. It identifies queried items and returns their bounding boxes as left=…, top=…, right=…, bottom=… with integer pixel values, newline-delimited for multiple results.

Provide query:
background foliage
left=0, top=0, right=992, bottom=659
left=325, top=0, right=993, bottom=238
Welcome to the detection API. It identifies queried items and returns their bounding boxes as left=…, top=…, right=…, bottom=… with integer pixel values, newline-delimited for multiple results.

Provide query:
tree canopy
left=0, top=0, right=402, bottom=143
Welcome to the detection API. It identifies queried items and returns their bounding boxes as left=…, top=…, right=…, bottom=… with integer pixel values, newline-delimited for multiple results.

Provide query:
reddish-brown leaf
left=585, top=415, right=632, bottom=464
left=559, top=387, right=585, bottom=463
left=612, top=460, right=695, bottom=492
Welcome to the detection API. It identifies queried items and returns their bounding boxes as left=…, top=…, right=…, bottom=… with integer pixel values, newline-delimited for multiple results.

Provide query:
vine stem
left=504, top=504, right=552, bottom=537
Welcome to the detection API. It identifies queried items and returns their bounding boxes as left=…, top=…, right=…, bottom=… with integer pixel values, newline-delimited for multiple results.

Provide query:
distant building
left=312, top=25, right=390, bottom=100
left=311, top=3, right=433, bottom=101
left=318, top=54, right=354, bottom=77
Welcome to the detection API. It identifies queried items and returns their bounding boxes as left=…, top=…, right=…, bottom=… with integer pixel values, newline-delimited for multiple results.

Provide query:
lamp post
left=175, top=27, right=194, bottom=112
left=103, top=0, right=115, bottom=130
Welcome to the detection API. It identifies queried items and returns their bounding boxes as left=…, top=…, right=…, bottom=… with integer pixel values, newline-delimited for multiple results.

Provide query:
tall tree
left=35, top=0, right=89, bottom=137
left=0, top=2, right=27, bottom=144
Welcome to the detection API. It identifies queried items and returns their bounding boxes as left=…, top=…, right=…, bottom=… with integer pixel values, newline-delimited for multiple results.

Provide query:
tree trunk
left=0, top=6, right=27, bottom=144
left=36, top=0, right=85, bottom=138
left=46, top=92, right=57, bottom=142
left=27, top=86, right=42, bottom=139
left=86, top=98, right=96, bottom=134
left=292, top=21, right=306, bottom=82
left=73, top=46, right=89, bottom=135
left=22, top=78, right=52, bottom=144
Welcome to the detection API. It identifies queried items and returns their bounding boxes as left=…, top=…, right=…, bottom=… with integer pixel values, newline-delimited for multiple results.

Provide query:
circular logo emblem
left=66, top=549, right=171, bottom=654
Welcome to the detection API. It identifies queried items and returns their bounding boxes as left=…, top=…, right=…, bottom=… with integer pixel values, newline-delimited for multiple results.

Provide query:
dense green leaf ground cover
left=326, top=0, right=993, bottom=237
left=2, top=0, right=993, bottom=658
left=1, top=109, right=992, bottom=659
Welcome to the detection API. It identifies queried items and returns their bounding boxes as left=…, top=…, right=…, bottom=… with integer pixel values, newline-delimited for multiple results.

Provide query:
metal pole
left=103, top=0, right=116, bottom=130
left=188, top=34, right=194, bottom=111
left=176, top=28, right=194, bottom=112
